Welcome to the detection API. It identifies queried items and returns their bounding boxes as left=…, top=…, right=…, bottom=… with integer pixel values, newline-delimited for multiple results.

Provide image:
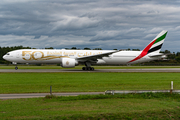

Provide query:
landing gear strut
left=13, top=62, right=18, bottom=70
left=82, top=62, right=94, bottom=71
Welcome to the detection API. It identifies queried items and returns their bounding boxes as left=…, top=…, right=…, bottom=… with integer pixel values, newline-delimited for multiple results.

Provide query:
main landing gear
left=82, top=62, right=95, bottom=71
left=82, top=67, right=94, bottom=71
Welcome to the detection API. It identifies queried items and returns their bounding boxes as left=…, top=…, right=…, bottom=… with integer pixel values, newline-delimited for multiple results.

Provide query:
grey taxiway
left=0, top=92, right=104, bottom=99
left=1, top=68, right=180, bottom=73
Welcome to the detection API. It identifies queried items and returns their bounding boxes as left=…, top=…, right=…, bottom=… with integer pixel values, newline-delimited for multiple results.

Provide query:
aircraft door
left=16, top=52, right=21, bottom=58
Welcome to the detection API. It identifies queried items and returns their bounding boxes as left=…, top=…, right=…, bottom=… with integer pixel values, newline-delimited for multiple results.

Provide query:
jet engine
left=61, top=58, right=77, bottom=68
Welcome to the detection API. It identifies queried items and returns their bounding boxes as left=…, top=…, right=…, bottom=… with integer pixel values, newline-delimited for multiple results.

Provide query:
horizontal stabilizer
left=148, top=53, right=171, bottom=58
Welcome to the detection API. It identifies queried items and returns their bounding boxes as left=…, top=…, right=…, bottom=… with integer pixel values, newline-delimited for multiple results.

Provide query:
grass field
left=1, top=68, right=180, bottom=119
left=0, top=72, right=180, bottom=93
left=1, top=93, right=180, bottom=119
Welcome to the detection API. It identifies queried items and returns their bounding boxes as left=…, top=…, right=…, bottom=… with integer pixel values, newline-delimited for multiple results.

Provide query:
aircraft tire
left=82, top=67, right=94, bottom=71
left=15, top=66, right=18, bottom=70
left=82, top=67, right=85, bottom=70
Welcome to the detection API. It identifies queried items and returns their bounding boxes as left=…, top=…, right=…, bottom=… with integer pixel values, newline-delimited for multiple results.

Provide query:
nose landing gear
left=12, top=62, right=18, bottom=70
left=15, top=66, right=18, bottom=70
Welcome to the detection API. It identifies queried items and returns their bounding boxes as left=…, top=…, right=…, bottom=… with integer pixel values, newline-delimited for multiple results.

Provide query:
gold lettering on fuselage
left=22, top=51, right=32, bottom=60
left=47, top=51, right=62, bottom=55
left=32, top=51, right=44, bottom=60
left=22, top=51, right=44, bottom=60
left=22, top=50, right=103, bottom=61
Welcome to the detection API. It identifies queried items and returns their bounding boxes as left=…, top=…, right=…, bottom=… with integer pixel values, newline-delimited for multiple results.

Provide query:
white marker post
left=170, top=81, right=173, bottom=94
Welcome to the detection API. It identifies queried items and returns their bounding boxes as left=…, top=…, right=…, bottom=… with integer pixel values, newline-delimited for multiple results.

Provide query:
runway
left=0, top=68, right=180, bottom=72
left=0, top=92, right=104, bottom=99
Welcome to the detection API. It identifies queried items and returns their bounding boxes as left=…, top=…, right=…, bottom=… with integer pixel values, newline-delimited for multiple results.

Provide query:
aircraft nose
left=3, top=55, right=6, bottom=60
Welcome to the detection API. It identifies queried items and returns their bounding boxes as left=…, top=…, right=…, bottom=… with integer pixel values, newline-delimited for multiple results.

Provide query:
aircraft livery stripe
left=147, top=43, right=163, bottom=54
left=128, top=39, right=156, bottom=63
left=153, top=32, right=167, bottom=45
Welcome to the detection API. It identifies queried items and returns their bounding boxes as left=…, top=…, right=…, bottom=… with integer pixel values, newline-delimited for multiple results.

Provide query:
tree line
left=0, top=46, right=180, bottom=64
left=0, top=46, right=31, bottom=64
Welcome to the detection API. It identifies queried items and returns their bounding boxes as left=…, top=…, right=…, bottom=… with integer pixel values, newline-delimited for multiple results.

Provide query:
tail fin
left=144, top=30, right=168, bottom=54
left=128, top=30, right=168, bottom=63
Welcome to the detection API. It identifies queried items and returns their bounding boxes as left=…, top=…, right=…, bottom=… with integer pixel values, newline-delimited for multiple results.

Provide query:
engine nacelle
left=61, top=58, right=76, bottom=68
left=96, top=59, right=106, bottom=64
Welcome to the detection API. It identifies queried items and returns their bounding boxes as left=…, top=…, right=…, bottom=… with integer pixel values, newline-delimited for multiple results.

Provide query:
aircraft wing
left=76, top=50, right=119, bottom=62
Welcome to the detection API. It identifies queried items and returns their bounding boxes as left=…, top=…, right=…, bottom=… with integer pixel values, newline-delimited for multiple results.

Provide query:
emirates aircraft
left=3, top=30, right=168, bottom=70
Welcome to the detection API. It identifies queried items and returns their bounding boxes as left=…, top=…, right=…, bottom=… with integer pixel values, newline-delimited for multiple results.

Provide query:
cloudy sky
left=0, top=0, right=180, bottom=52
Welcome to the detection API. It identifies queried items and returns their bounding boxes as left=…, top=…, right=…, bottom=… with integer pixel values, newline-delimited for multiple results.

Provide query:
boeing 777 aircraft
left=3, top=30, right=168, bottom=70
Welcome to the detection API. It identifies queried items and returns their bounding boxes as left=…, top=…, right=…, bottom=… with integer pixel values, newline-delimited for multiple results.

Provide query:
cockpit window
left=6, top=53, right=10, bottom=55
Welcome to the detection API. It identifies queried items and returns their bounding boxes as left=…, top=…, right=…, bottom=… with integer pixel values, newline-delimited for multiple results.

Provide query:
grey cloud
left=34, top=35, right=41, bottom=39
left=0, top=0, right=180, bottom=52
left=50, top=16, right=99, bottom=31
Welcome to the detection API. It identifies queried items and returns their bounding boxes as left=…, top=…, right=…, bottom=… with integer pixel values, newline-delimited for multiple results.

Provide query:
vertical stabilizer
left=129, top=30, right=168, bottom=63
left=145, top=30, right=168, bottom=54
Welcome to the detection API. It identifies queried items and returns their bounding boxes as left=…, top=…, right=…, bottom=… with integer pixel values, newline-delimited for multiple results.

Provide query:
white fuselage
left=3, top=49, right=160, bottom=65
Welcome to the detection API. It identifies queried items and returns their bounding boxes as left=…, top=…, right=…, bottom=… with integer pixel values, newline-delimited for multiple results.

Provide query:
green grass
left=1, top=65, right=180, bottom=69
left=0, top=73, right=180, bottom=93
left=1, top=93, right=180, bottom=119
left=1, top=72, right=180, bottom=119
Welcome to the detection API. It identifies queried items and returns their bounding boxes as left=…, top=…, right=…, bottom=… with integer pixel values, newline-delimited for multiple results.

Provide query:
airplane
left=3, top=30, right=168, bottom=70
